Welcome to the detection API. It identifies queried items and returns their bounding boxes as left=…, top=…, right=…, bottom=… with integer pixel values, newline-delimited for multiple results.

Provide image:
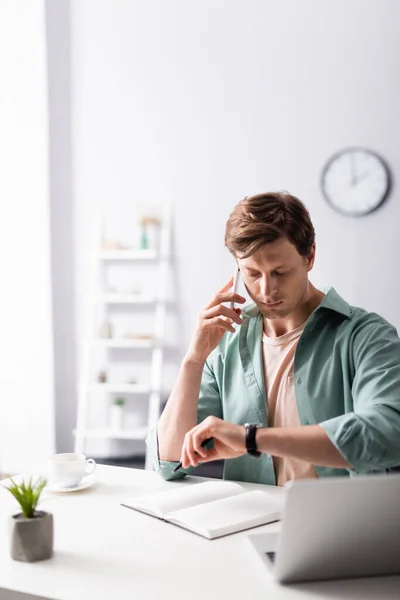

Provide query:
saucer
left=46, top=474, right=97, bottom=493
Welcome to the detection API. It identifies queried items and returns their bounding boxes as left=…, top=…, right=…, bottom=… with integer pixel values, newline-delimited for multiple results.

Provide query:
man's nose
left=260, top=276, right=278, bottom=298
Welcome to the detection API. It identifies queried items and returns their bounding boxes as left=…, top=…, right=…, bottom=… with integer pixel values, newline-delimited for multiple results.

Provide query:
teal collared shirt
left=147, top=287, right=400, bottom=484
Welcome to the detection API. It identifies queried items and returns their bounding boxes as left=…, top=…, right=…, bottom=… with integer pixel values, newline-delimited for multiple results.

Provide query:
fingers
left=209, top=317, right=235, bottom=334
left=217, top=293, right=247, bottom=305
left=181, top=423, right=212, bottom=468
left=195, top=446, right=218, bottom=464
left=205, top=304, right=243, bottom=325
left=205, top=284, right=246, bottom=310
left=181, top=435, right=203, bottom=469
left=181, top=418, right=246, bottom=468
left=205, top=293, right=246, bottom=311
left=180, top=443, right=191, bottom=469
left=192, top=429, right=208, bottom=459
left=182, top=430, right=197, bottom=468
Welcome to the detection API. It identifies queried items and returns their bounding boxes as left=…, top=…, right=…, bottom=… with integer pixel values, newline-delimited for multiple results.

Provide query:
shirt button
left=297, top=377, right=302, bottom=385
left=304, top=418, right=309, bottom=426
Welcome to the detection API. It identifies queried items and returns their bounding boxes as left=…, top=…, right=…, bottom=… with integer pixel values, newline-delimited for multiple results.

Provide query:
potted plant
left=110, top=397, right=125, bottom=429
left=6, top=476, right=53, bottom=562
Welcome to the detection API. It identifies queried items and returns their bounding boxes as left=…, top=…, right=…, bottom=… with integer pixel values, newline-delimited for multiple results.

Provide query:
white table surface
left=1, top=465, right=399, bottom=600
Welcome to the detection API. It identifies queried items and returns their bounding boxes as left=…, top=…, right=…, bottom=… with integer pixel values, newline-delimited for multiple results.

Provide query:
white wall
left=69, top=0, right=400, bottom=454
left=0, top=0, right=55, bottom=472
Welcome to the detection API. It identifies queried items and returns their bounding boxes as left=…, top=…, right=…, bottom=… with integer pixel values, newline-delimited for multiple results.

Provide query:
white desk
left=1, top=465, right=399, bottom=600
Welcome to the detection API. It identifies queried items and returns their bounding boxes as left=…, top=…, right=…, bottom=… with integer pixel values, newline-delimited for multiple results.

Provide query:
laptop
left=247, top=473, right=400, bottom=584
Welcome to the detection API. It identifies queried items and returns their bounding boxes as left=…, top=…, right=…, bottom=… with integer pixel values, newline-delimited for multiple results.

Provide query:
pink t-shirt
left=262, top=321, right=318, bottom=487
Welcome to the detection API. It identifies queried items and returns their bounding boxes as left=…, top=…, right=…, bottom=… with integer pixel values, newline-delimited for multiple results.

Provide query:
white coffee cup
left=49, top=453, right=96, bottom=487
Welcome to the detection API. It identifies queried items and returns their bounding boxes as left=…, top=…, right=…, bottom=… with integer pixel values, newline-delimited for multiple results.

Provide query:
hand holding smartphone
left=185, top=269, right=245, bottom=365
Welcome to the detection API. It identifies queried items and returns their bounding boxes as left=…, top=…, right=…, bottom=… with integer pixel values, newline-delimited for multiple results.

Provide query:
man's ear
left=305, top=243, right=316, bottom=272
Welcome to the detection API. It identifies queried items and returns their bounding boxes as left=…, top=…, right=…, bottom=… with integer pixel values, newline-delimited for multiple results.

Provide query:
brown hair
left=225, top=191, right=315, bottom=259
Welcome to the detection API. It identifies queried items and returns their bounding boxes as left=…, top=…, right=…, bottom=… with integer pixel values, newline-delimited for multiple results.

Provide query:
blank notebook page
left=167, top=490, right=281, bottom=538
left=131, top=480, right=244, bottom=516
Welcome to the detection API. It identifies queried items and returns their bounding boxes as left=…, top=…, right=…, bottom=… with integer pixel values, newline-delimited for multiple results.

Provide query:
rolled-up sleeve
left=320, top=314, right=400, bottom=471
left=146, top=353, right=223, bottom=480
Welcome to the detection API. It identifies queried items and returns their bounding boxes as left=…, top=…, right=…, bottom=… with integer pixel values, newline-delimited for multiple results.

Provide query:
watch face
left=321, top=147, right=391, bottom=217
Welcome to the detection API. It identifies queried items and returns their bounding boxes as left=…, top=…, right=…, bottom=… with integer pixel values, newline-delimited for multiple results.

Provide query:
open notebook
left=121, top=480, right=281, bottom=539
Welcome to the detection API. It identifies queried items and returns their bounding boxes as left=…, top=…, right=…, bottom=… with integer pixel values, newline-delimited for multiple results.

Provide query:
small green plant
left=114, top=397, right=126, bottom=407
left=6, top=476, right=48, bottom=519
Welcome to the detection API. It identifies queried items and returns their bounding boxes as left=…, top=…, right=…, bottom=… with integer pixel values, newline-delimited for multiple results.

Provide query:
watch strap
left=245, top=423, right=262, bottom=458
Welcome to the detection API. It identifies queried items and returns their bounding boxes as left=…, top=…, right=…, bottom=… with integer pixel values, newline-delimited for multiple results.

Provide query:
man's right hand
left=185, top=277, right=246, bottom=365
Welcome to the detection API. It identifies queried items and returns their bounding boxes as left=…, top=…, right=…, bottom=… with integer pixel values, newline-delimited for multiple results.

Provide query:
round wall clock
left=321, top=147, right=391, bottom=217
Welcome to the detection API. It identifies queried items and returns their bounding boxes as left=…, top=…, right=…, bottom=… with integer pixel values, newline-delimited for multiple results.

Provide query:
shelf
left=91, top=338, right=156, bottom=349
left=99, top=249, right=158, bottom=261
left=76, top=205, right=171, bottom=470
left=91, top=294, right=157, bottom=304
left=73, top=427, right=148, bottom=440
left=86, top=383, right=153, bottom=394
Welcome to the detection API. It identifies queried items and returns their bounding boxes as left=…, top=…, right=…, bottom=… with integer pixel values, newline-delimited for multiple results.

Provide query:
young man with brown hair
left=147, top=192, right=400, bottom=485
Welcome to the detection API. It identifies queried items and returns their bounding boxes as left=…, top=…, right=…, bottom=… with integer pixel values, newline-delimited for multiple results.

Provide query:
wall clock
left=321, top=147, right=391, bottom=217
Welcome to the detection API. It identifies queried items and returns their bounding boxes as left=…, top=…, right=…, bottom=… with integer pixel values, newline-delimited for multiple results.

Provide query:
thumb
left=200, top=447, right=219, bottom=464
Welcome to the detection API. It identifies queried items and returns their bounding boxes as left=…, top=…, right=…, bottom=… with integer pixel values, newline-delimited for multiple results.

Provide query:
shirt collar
left=317, top=287, right=351, bottom=319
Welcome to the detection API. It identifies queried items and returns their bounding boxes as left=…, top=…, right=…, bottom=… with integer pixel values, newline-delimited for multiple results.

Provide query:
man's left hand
left=180, top=416, right=247, bottom=468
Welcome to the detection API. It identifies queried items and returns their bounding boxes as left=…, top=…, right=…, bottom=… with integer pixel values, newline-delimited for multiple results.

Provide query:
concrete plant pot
left=10, top=511, right=53, bottom=562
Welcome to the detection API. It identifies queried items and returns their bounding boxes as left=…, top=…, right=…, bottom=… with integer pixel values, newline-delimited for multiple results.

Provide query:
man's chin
left=258, top=304, right=291, bottom=319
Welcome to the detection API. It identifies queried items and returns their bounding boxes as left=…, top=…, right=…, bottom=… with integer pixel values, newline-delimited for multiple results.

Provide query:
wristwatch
left=244, top=423, right=262, bottom=458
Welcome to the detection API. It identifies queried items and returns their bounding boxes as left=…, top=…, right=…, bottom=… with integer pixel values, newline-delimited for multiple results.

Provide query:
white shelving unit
left=90, top=294, right=157, bottom=304
left=98, top=249, right=158, bottom=260
left=91, top=339, right=156, bottom=349
left=78, top=382, right=152, bottom=394
left=74, top=205, right=171, bottom=469
left=76, top=427, right=149, bottom=441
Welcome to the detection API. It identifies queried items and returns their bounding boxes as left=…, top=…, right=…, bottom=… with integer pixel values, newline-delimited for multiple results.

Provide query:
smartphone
left=230, top=267, right=240, bottom=310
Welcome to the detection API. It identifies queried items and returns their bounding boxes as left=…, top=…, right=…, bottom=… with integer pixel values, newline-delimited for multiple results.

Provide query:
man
left=147, top=192, right=400, bottom=485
